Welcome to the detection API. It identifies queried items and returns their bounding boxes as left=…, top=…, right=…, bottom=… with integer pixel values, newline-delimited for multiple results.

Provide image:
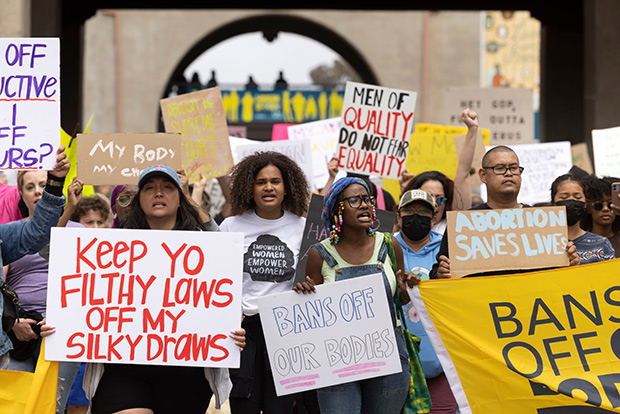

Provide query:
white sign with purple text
left=257, top=274, right=401, bottom=396
left=0, top=38, right=60, bottom=170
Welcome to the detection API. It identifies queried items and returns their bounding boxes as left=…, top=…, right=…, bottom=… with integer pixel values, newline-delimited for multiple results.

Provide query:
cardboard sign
left=294, top=194, right=396, bottom=284
left=571, top=142, right=593, bottom=174
left=258, top=274, right=401, bottom=396
left=410, top=259, right=620, bottom=413
left=0, top=38, right=60, bottom=170
left=483, top=141, right=573, bottom=205
left=288, top=118, right=345, bottom=189
left=337, top=81, right=417, bottom=179
left=46, top=228, right=243, bottom=368
left=446, top=206, right=569, bottom=277
left=444, top=87, right=534, bottom=144
left=76, top=133, right=182, bottom=185
left=235, top=138, right=313, bottom=188
left=160, top=87, right=234, bottom=184
left=592, top=126, right=620, bottom=177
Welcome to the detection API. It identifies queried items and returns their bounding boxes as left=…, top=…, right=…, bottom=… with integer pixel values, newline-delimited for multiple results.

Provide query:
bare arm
left=391, top=237, right=420, bottom=305
left=57, top=177, right=83, bottom=227
left=319, top=157, right=339, bottom=196
left=305, top=246, right=325, bottom=286
left=452, top=109, right=479, bottom=211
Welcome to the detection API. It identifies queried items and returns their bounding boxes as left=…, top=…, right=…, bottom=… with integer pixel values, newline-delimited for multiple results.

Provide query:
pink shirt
left=0, top=183, right=22, bottom=224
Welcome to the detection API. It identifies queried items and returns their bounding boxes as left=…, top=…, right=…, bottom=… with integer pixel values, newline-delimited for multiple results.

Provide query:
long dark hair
left=120, top=177, right=206, bottom=231
left=404, top=171, right=454, bottom=220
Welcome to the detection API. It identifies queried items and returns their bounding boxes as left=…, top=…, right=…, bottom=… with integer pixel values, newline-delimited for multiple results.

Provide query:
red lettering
left=400, top=111, right=414, bottom=141
left=135, top=275, right=156, bottom=305
left=175, top=278, right=191, bottom=304
left=162, top=278, right=175, bottom=307
left=174, top=333, right=191, bottom=361
left=143, top=308, right=165, bottom=332
left=147, top=334, right=163, bottom=360
left=76, top=237, right=97, bottom=273
left=108, top=335, right=123, bottom=360
left=126, top=335, right=142, bottom=360
left=118, top=307, right=135, bottom=332
left=118, top=274, right=134, bottom=305
left=103, top=306, right=119, bottom=332
left=101, top=272, right=120, bottom=303
left=210, top=334, right=230, bottom=362
left=165, top=309, right=186, bottom=334
left=193, top=279, right=216, bottom=308
left=66, top=332, right=85, bottom=358
left=161, top=242, right=187, bottom=278
left=183, top=245, right=204, bottom=275
left=337, top=146, right=346, bottom=168
left=96, top=241, right=113, bottom=269
left=343, top=107, right=357, bottom=128
left=213, top=279, right=233, bottom=308
left=87, top=333, right=94, bottom=359
left=94, top=334, right=106, bottom=360
left=60, top=273, right=82, bottom=308
left=89, top=272, right=104, bottom=305
left=86, top=307, right=104, bottom=330
left=81, top=272, right=88, bottom=306
left=114, top=241, right=129, bottom=268
left=192, top=334, right=212, bottom=362
left=129, top=240, right=147, bottom=273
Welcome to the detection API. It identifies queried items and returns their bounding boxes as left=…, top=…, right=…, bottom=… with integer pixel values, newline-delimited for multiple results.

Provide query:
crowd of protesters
left=0, top=107, right=617, bottom=414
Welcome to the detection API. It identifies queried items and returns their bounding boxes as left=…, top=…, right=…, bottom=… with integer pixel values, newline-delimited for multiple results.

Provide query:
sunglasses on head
left=592, top=201, right=613, bottom=211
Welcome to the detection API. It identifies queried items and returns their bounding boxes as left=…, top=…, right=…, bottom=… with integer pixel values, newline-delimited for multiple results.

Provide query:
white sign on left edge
left=258, top=273, right=401, bottom=396
left=0, top=38, right=60, bottom=170
left=46, top=228, right=244, bottom=368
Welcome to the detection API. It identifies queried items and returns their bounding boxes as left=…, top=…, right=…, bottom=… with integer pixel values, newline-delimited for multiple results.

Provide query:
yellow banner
left=0, top=340, right=58, bottom=414
left=411, top=260, right=620, bottom=413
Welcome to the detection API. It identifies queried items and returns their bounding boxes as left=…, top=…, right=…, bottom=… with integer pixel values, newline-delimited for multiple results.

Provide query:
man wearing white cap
left=396, top=189, right=458, bottom=413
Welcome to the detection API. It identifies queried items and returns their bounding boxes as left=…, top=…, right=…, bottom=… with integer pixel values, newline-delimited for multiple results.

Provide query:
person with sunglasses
left=300, top=177, right=420, bottom=414
left=580, top=175, right=620, bottom=257
left=400, top=109, right=480, bottom=235
left=430, top=145, right=580, bottom=278
left=110, top=185, right=138, bottom=228
left=550, top=174, right=615, bottom=264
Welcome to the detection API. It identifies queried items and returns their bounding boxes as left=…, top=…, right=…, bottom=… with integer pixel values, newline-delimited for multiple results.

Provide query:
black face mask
left=401, top=214, right=432, bottom=241
left=555, top=199, right=586, bottom=226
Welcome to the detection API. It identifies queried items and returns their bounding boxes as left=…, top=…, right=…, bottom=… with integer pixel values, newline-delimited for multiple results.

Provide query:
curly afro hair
left=229, top=151, right=309, bottom=217
left=69, top=195, right=112, bottom=223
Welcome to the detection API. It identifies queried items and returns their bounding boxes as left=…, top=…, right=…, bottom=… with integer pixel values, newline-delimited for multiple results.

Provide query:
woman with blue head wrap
left=301, top=177, right=420, bottom=414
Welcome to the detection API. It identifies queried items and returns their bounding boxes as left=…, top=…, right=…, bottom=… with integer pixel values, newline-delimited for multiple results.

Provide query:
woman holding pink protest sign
left=54, top=164, right=247, bottom=414
left=221, top=151, right=309, bottom=414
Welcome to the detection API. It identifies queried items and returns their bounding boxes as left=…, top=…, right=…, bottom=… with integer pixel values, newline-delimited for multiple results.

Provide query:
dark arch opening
left=158, top=14, right=379, bottom=133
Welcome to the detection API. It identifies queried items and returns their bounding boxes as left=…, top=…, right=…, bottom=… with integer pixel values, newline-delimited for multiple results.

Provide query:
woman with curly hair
left=220, top=151, right=309, bottom=414
left=581, top=175, right=620, bottom=257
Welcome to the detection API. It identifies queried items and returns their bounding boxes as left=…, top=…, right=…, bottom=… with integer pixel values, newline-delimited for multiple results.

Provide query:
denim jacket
left=0, top=189, right=65, bottom=356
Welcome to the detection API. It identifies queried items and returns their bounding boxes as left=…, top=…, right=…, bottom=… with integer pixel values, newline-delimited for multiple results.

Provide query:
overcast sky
left=184, top=32, right=341, bottom=87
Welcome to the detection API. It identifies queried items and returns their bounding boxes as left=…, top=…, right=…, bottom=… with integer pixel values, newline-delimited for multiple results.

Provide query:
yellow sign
left=383, top=124, right=490, bottom=202
left=0, top=340, right=58, bottom=413
left=411, top=260, right=620, bottom=413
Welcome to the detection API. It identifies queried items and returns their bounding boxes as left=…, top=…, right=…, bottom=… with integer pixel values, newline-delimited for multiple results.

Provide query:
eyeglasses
left=400, top=206, right=434, bottom=216
left=483, top=164, right=525, bottom=175
left=592, top=201, right=613, bottom=211
left=434, top=196, right=447, bottom=206
left=116, top=194, right=135, bottom=208
left=342, top=195, right=376, bottom=209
